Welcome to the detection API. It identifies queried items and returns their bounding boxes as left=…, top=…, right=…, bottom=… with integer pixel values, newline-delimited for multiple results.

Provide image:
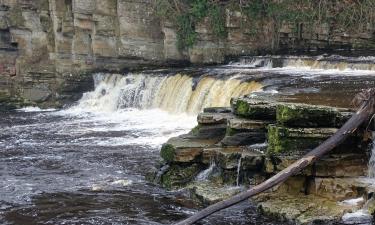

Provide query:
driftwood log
left=174, top=88, right=375, bottom=225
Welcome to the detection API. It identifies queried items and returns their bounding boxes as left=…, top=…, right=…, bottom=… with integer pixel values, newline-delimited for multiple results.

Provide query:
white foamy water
left=68, top=73, right=262, bottom=114
left=16, top=106, right=57, bottom=112
left=368, top=139, right=375, bottom=178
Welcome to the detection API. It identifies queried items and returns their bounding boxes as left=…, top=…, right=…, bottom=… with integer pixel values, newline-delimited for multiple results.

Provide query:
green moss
left=236, top=99, right=250, bottom=116
left=161, top=164, right=201, bottom=189
left=276, top=104, right=338, bottom=127
left=8, top=6, right=26, bottom=28
left=160, top=144, right=176, bottom=163
left=189, top=124, right=202, bottom=136
left=267, top=125, right=326, bottom=155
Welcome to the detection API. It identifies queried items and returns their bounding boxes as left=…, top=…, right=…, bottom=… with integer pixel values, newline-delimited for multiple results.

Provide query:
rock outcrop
left=1, top=0, right=375, bottom=108
left=150, top=97, right=374, bottom=224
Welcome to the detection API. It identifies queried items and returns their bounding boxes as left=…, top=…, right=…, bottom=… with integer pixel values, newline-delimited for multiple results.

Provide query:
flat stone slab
left=308, top=177, right=370, bottom=201
left=188, top=182, right=243, bottom=205
left=197, top=112, right=233, bottom=125
left=255, top=192, right=359, bottom=225
left=231, top=97, right=277, bottom=120
left=276, top=103, right=353, bottom=128
left=160, top=135, right=218, bottom=163
left=266, top=153, right=368, bottom=177
left=203, top=107, right=232, bottom=113
left=227, top=117, right=272, bottom=130
left=267, top=125, right=363, bottom=155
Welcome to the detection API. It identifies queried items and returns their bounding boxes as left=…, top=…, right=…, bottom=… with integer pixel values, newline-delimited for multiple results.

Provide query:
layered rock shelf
left=149, top=97, right=375, bottom=224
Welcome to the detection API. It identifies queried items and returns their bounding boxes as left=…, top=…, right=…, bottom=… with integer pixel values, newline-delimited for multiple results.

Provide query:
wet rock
left=266, top=153, right=367, bottom=177
left=188, top=182, right=243, bottom=205
left=276, top=103, right=352, bottom=128
left=231, top=97, right=277, bottom=120
left=221, top=118, right=270, bottom=146
left=255, top=192, right=357, bottom=225
left=188, top=124, right=227, bottom=140
left=197, top=112, right=233, bottom=125
left=160, top=163, right=202, bottom=189
left=203, top=107, right=232, bottom=114
left=307, top=178, right=368, bottom=201
left=160, top=135, right=218, bottom=163
left=267, top=125, right=363, bottom=155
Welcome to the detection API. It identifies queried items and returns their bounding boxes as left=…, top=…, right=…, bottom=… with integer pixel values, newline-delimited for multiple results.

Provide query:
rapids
left=1, top=55, right=375, bottom=224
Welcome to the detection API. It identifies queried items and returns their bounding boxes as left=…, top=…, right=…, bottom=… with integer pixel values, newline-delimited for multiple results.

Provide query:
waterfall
left=236, top=157, right=242, bottom=187
left=74, top=73, right=262, bottom=114
left=368, top=139, right=375, bottom=178
left=196, top=161, right=216, bottom=182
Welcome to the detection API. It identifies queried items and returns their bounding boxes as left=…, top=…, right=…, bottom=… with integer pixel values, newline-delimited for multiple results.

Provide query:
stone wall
left=0, top=0, right=374, bottom=107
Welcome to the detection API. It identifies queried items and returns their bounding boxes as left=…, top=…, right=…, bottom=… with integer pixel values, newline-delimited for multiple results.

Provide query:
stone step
left=221, top=118, right=271, bottom=146
left=197, top=112, right=233, bottom=125
left=231, top=97, right=277, bottom=120
left=265, top=154, right=368, bottom=177
left=267, top=125, right=364, bottom=155
left=160, top=135, right=218, bottom=163
left=276, top=103, right=352, bottom=128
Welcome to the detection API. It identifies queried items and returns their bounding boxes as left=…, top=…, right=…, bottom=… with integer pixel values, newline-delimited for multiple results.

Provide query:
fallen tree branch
left=174, top=88, right=375, bottom=225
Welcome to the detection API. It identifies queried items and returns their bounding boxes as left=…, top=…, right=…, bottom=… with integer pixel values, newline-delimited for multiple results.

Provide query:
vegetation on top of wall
left=155, top=0, right=375, bottom=50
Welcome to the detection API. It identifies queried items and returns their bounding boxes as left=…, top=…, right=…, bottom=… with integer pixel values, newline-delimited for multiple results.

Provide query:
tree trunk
left=174, top=89, right=375, bottom=225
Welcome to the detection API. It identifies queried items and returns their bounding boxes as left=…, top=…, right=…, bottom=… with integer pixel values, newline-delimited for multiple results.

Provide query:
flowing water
left=1, top=55, right=375, bottom=224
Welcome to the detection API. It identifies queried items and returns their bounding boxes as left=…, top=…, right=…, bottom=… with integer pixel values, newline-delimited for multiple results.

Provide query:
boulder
left=188, top=182, right=243, bottom=205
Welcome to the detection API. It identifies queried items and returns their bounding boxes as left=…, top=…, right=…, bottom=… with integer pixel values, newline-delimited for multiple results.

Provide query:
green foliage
left=176, top=14, right=197, bottom=49
left=155, top=0, right=375, bottom=50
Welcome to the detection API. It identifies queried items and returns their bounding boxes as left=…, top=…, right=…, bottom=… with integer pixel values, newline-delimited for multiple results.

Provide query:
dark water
left=0, top=109, right=278, bottom=225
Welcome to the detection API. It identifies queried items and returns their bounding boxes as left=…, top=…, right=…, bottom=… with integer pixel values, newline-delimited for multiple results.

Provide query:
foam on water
left=16, top=106, right=56, bottom=112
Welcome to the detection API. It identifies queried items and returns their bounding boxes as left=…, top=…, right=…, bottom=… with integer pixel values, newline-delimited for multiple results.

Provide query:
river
left=1, top=55, right=375, bottom=224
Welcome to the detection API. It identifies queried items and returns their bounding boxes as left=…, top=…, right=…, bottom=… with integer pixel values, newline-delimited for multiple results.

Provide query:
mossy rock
left=160, top=164, right=202, bottom=189
left=267, top=125, right=337, bottom=155
left=160, top=135, right=218, bottom=163
left=276, top=103, right=351, bottom=128
left=267, top=125, right=365, bottom=156
left=231, top=97, right=276, bottom=120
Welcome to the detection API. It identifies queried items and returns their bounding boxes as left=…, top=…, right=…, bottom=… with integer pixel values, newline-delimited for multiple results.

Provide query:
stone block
left=231, top=97, right=277, bottom=120
left=160, top=135, right=218, bottom=163
left=276, top=103, right=352, bottom=128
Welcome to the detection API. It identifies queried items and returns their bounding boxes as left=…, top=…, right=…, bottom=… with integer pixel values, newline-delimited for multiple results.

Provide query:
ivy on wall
left=155, top=0, right=375, bottom=50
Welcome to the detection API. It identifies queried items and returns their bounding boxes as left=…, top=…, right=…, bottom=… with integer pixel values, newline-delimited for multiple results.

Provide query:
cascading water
left=72, top=73, right=262, bottom=114
left=196, top=161, right=216, bottom=182
left=368, top=138, right=375, bottom=178
left=236, top=157, right=242, bottom=187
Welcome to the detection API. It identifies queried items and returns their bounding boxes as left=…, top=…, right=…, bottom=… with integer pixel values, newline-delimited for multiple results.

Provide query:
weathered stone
left=266, top=153, right=367, bottom=177
left=276, top=103, right=352, bottom=128
left=188, top=124, right=227, bottom=140
left=231, top=97, right=277, bottom=120
left=160, top=163, right=202, bottom=189
left=267, top=125, right=363, bottom=155
left=160, top=135, right=217, bottom=163
left=188, top=182, right=243, bottom=205
left=307, top=178, right=368, bottom=201
left=256, top=192, right=357, bottom=225
left=203, top=107, right=232, bottom=114
left=197, top=112, right=233, bottom=125
left=221, top=131, right=266, bottom=146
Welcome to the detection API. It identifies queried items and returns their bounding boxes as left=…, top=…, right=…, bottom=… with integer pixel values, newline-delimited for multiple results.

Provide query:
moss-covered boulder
left=231, top=97, right=277, bottom=120
left=276, top=103, right=352, bottom=128
left=160, top=163, right=202, bottom=189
